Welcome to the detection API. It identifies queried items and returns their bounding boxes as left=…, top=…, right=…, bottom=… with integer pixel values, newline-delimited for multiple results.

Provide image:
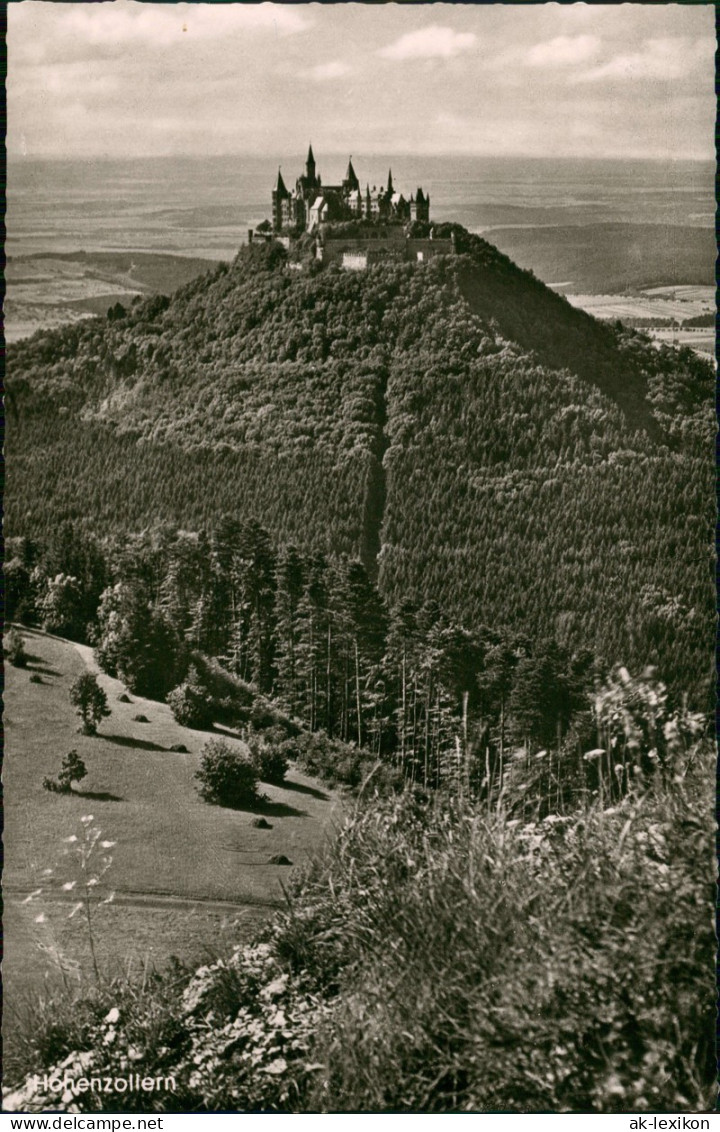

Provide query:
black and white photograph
left=3, top=0, right=717, bottom=1117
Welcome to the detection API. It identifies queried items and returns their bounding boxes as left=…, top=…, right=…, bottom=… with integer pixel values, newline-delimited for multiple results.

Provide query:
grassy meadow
left=5, top=720, right=714, bottom=1113
left=3, top=627, right=341, bottom=1060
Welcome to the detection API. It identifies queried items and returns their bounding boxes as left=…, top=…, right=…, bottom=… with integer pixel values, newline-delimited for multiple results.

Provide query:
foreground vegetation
left=4, top=709, right=714, bottom=1113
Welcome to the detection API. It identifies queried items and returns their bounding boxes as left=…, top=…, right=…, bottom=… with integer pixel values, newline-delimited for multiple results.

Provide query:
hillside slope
left=4, top=626, right=340, bottom=1005
left=6, top=228, right=714, bottom=692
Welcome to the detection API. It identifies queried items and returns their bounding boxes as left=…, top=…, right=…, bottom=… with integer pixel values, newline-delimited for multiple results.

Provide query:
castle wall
left=342, top=253, right=368, bottom=271
left=316, top=233, right=455, bottom=269
left=406, top=238, right=454, bottom=261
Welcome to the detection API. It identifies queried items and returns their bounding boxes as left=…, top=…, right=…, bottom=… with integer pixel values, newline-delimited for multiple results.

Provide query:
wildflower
left=262, top=974, right=289, bottom=1000
left=62, top=881, right=76, bottom=890
left=105, top=1007, right=120, bottom=1024
left=100, top=840, right=117, bottom=849
left=86, top=878, right=99, bottom=887
left=80, top=815, right=95, bottom=824
left=100, top=893, right=115, bottom=905
left=64, top=835, right=79, bottom=843
left=263, top=1058, right=288, bottom=1075
left=34, top=913, right=46, bottom=923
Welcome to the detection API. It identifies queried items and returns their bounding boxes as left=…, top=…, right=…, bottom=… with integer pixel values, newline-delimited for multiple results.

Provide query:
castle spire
left=306, top=143, right=316, bottom=181
left=275, top=167, right=288, bottom=196
left=387, top=168, right=394, bottom=194
left=344, top=156, right=359, bottom=191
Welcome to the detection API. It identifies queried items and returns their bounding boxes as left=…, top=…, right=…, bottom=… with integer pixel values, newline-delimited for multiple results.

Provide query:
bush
left=5, top=628, right=28, bottom=668
left=287, top=730, right=394, bottom=791
left=43, top=749, right=87, bottom=794
left=69, top=673, right=111, bottom=735
left=248, top=736, right=289, bottom=785
left=195, top=738, right=259, bottom=808
left=166, top=666, right=213, bottom=729
left=249, top=698, right=287, bottom=732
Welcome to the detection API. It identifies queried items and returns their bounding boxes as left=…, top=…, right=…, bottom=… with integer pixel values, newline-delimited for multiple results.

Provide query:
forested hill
left=7, top=226, right=714, bottom=694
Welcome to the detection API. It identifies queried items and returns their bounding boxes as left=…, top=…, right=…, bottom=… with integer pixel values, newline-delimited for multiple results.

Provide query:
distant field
left=4, top=629, right=341, bottom=1040
left=487, top=223, right=714, bottom=294
left=558, top=286, right=715, bottom=359
left=5, top=252, right=218, bottom=342
left=562, top=286, right=714, bottom=324
left=645, top=327, right=715, bottom=358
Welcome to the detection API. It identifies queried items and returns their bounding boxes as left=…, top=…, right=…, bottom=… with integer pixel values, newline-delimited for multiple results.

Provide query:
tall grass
left=5, top=742, right=715, bottom=1113
left=282, top=744, right=716, bottom=1112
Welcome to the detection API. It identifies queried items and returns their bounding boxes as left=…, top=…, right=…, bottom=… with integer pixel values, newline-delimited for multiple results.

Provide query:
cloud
left=525, top=35, right=601, bottom=67
left=577, top=36, right=712, bottom=83
left=379, top=25, right=477, bottom=61
left=303, top=61, right=351, bottom=82
left=9, top=0, right=310, bottom=64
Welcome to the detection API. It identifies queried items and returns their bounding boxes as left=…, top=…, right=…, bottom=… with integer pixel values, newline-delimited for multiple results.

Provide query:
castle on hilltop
left=272, top=145, right=430, bottom=232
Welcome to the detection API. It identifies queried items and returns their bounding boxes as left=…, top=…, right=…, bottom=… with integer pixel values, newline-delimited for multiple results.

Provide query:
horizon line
left=6, top=150, right=714, bottom=164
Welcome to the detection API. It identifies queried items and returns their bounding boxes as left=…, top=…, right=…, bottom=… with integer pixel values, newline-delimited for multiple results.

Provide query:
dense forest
left=6, top=226, right=714, bottom=704
left=4, top=513, right=710, bottom=804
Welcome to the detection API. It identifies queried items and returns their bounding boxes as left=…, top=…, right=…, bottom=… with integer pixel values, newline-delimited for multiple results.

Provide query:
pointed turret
left=306, top=144, right=316, bottom=182
left=343, top=156, right=359, bottom=192
left=387, top=168, right=394, bottom=194
left=271, top=166, right=291, bottom=232
left=275, top=167, right=289, bottom=197
left=413, top=186, right=429, bottom=223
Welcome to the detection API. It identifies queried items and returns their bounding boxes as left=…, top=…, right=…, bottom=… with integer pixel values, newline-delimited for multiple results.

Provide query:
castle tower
left=305, top=143, right=317, bottom=184
left=387, top=168, right=394, bottom=195
left=272, top=168, right=290, bottom=232
left=343, top=157, right=360, bottom=194
left=413, top=187, right=429, bottom=223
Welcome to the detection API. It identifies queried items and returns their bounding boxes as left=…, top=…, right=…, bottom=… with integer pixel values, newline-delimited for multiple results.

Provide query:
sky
left=7, top=1, right=716, bottom=161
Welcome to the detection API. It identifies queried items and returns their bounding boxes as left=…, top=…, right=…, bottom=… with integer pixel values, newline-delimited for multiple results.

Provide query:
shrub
left=5, top=628, right=28, bottom=668
left=195, top=738, right=259, bottom=808
left=69, top=673, right=111, bottom=735
left=166, top=666, right=213, bottom=729
left=249, top=698, right=287, bottom=732
left=57, top=749, right=87, bottom=792
left=248, top=736, right=289, bottom=785
left=43, top=749, right=87, bottom=794
left=287, top=730, right=390, bottom=791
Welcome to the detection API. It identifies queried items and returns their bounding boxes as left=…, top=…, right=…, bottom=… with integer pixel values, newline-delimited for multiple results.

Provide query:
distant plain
left=6, top=154, right=714, bottom=344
